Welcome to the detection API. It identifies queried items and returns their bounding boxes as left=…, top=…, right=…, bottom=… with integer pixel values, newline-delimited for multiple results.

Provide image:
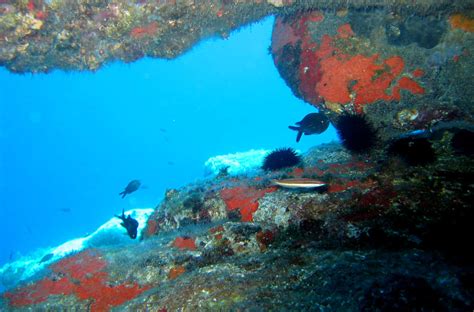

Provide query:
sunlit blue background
left=0, top=17, right=337, bottom=266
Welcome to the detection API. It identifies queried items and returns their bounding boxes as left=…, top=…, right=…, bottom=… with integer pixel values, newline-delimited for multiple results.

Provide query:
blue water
left=0, top=17, right=336, bottom=266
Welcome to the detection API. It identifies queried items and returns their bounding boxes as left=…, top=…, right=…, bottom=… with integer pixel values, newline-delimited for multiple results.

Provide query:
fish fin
left=288, top=126, right=300, bottom=131
left=296, top=131, right=303, bottom=142
left=115, top=209, right=126, bottom=221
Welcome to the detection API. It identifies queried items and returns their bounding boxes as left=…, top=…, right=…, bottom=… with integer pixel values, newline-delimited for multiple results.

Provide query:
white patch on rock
left=0, top=208, right=154, bottom=289
left=267, top=0, right=284, bottom=7
left=204, top=149, right=269, bottom=176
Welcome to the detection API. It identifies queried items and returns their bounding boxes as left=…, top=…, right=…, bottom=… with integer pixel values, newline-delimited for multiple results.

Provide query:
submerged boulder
left=0, top=1, right=471, bottom=73
left=271, top=8, right=474, bottom=142
left=1, top=142, right=472, bottom=310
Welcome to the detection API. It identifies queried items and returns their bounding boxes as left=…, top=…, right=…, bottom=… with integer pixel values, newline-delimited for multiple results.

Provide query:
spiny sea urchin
left=388, top=137, right=436, bottom=166
left=451, top=129, right=474, bottom=156
left=262, top=148, right=302, bottom=171
left=336, top=114, right=377, bottom=153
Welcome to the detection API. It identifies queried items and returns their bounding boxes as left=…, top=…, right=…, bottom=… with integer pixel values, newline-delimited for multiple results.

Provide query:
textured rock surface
left=0, top=0, right=472, bottom=73
left=1, top=2, right=473, bottom=310
left=2, top=142, right=472, bottom=310
left=271, top=9, right=474, bottom=140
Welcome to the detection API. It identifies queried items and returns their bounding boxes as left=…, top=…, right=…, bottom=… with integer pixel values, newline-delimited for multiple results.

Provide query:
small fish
left=217, top=166, right=230, bottom=178
left=119, top=180, right=141, bottom=198
left=60, top=208, right=71, bottom=213
left=272, top=178, right=326, bottom=189
left=289, top=112, right=330, bottom=142
left=115, top=209, right=139, bottom=239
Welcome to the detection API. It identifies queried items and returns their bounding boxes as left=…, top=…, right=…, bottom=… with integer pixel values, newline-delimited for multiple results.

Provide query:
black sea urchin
left=336, top=114, right=377, bottom=152
left=388, top=137, right=435, bottom=166
left=262, top=148, right=301, bottom=171
left=451, top=129, right=474, bottom=156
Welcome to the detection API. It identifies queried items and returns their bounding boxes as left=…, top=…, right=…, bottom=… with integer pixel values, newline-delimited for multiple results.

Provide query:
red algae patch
left=337, top=23, right=354, bottom=39
left=315, top=46, right=424, bottom=113
left=272, top=14, right=426, bottom=114
left=449, top=14, right=474, bottom=32
left=130, top=21, right=158, bottom=38
left=168, top=266, right=186, bottom=280
left=210, top=225, right=225, bottom=241
left=74, top=273, right=150, bottom=312
left=304, top=24, right=424, bottom=113
left=271, top=18, right=300, bottom=55
left=51, top=249, right=107, bottom=280
left=394, top=77, right=426, bottom=97
left=173, top=236, right=197, bottom=251
left=328, top=179, right=376, bottom=194
left=4, top=278, right=75, bottom=306
left=412, top=69, right=425, bottom=78
left=146, top=219, right=159, bottom=236
left=290, top=167, right=305, bottom=177
left=3, top=249, right=150, bottom=311
left=220, top=186, right=277, bottom=222
left=256, top=230, right=276, bottom=251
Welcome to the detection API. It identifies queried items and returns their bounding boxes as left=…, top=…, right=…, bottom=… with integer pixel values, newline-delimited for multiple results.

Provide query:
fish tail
left=115, top=209, right=126, bottom=221
left=119, top=191, right=126, bottom=198
left=289, top=126, right=303, bottom=142
left=296, top=131, right=303, bottom=142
